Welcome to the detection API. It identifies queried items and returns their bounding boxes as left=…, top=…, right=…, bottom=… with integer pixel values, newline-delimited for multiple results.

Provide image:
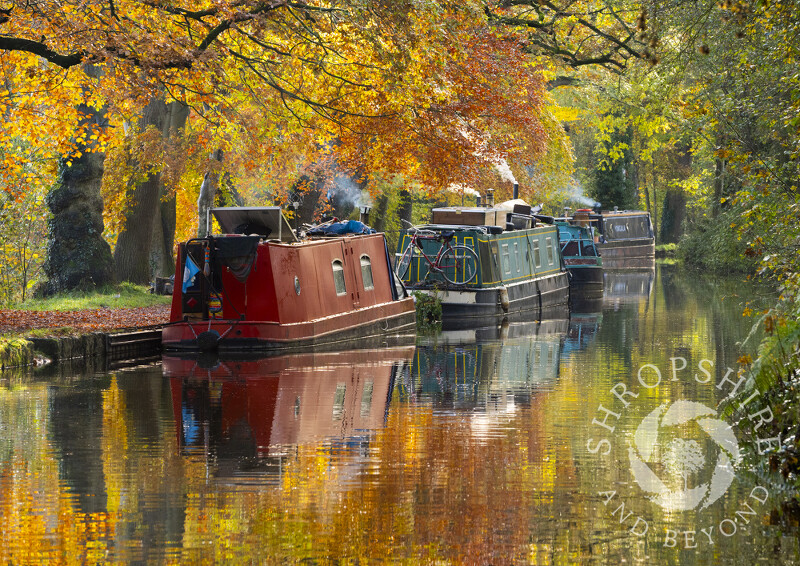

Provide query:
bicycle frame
left=407, top=232, right=453, bottom=273
left=397, top=226, right=479, bottom=286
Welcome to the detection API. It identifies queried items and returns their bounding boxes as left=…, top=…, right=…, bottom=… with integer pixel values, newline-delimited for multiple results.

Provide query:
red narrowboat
left=162, top=207, right=416, bottom=353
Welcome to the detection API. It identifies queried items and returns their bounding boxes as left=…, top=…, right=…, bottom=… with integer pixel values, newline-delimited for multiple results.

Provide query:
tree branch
left=0, top=36, right=84, bottom=69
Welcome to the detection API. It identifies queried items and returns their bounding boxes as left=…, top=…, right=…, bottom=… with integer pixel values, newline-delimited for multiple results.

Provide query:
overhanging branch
left=0, top=36, right=84, bottom=68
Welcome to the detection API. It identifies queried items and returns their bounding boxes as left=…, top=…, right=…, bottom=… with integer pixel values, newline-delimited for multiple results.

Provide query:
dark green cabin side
left=396, top=225, right=563, bottom=290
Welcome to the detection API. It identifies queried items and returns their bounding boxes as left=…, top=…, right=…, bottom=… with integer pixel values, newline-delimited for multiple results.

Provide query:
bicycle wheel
left=395, top=243, right=414, bottom=280
left=439, top=245, right=479, bottom=285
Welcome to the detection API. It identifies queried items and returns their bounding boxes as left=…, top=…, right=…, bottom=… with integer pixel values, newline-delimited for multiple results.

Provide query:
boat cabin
left=395, top=202, right=569, bottom=325
left=163, top=207, right=416, bottom=353
left=571, top=208, right=655, bottom=270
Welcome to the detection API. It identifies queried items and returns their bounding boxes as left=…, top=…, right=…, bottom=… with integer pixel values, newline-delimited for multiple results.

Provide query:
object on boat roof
left=211, top=207, right=297, bottom=242
left=213, top=235, right=260, bottom=282
left=307, top=220, right=376, bottom=236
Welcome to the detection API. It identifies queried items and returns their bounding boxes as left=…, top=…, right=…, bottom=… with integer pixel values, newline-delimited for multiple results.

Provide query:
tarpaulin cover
left=214, top=236, right=261, bottom=282
left=307, top=220, right=375, bottom=236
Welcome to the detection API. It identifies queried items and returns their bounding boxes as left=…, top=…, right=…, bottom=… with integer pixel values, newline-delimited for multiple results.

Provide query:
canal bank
left=0, top=328, right=163, bottom=371
left=0, top=337, right=35, bottom=370
left=0, top=301, right=170, bottom=370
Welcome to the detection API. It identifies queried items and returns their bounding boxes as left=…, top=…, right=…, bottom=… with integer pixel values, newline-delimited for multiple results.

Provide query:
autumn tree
left=484, top=0, right=647, bottom=72
left=1, top=0, right=643, bottom=290
left=111, top=98, right=190, bottom=284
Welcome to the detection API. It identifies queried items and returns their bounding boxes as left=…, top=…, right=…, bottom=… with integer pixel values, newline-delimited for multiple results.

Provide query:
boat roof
left=599, top=209, right=651, bottom=218
left=414, top=223, right=554, bottom=234
left=211, top=207, right=297, bottom=242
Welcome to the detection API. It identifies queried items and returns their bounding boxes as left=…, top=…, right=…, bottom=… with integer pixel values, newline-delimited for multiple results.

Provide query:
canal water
left=1, top=265, right=798, bottom=564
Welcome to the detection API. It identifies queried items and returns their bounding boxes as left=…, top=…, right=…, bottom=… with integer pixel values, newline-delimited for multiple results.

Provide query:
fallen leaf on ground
left=0, top=306, right=171, bottom=335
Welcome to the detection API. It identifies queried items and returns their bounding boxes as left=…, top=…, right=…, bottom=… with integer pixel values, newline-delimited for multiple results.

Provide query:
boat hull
left=420, top=271, right=569, bottom=328
left=566, top=265, right=604, bottom=299
left=162, top=299, right=416, bottom=354
left=597, top=238, right=655, bottom=269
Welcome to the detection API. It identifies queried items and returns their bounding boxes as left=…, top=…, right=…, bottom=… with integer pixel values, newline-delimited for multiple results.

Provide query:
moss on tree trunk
left=42, top=134, right=114, bottom=295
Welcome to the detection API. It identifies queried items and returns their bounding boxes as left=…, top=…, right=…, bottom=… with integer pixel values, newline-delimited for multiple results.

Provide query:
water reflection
left=603, top=269, right=655, bottom=306
left=3, top=266, right=800, bottom=564
left=164, top=349, right=413, bottom=481
left=563, top=309, right=602, bottom=359
left=406, top=315, right=568, bottom=412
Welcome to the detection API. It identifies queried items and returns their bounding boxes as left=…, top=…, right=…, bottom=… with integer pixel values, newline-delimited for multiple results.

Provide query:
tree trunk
left=712, top=158, right=725, bottom=217
left=650, top=162, right=658, bottom=240
left=153, top=101, right=190, bottom=276
left=197, top=149, right=224, bottom=237
left=114, top=97, right=170, bottom=284
left=398, top=188, right=413, bottom=226
left=660, top=187, right=687, bottom=244
left=642, top=165, right=652, bottom=221
left=41, top=64, right=114, bottom=295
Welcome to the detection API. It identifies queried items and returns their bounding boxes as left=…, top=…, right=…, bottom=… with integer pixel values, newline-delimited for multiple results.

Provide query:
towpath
left=0, top=305, right=171, bottom=334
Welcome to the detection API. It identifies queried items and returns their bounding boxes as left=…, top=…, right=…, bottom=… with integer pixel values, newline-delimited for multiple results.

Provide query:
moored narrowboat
left=162, top=207, right=416, bottom=353
left=395, top=203, right=569, bottom=327
left=572, top=208, right=655, bottom=270
left=555, top=219, right=604, bottom=299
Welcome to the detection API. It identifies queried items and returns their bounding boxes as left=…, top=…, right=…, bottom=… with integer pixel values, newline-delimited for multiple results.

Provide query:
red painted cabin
left=162, top=207, right=416, bottom=353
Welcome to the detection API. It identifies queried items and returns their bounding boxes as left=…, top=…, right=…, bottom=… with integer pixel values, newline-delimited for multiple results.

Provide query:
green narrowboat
left=395, top=205, right=570, bottom=328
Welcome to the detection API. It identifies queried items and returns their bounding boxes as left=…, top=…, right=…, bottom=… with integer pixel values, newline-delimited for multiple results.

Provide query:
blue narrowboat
left=555, top=219, right=604, bottom=299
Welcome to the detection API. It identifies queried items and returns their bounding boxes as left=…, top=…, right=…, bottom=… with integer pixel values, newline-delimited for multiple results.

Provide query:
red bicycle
left=395, top=225, right=479, bottom=285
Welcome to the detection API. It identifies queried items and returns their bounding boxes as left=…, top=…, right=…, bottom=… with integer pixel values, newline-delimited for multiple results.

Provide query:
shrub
left=678, top=208, right=758, bottom=274
left=412, top=291, right=441, bottom=333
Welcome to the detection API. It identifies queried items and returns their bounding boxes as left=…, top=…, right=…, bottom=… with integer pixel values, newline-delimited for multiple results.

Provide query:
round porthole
left=294, top=276, right=301, bottom=295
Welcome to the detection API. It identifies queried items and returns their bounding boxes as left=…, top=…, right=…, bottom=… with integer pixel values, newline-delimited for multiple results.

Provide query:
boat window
left=581, top=242, right=597, bottom=256
left=361, top=381, right=374, bottom=417
left=546, top=237, right=556, bottom=265
left=332, top=383, right=346, bottom=420
left=513, top=242, right=521, bottom=272
left=562, top=241, right=579, bottom=257
left=332, top=259, right=347, bottom=295
left=606, top=219, right=634, bottom=239
left=502, top=244, right=511, bottom=273
left=360, top=255, right=374, bottom=290
left=532, top=240, right=541, bottom=268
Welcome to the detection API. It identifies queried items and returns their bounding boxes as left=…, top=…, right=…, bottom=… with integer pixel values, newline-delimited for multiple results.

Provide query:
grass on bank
left=11, top=282, right=171, bottom=311
left=655, top=243, right=678, bottom=254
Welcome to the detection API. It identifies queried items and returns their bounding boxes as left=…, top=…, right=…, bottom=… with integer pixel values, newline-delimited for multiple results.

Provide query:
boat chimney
left=513, top=182, right=519, bottom=200
left=360, top=206, right=371, bottom=225
left=485, top=189, right=495, bottom=208
left=476, top=194, right=482, bottom=207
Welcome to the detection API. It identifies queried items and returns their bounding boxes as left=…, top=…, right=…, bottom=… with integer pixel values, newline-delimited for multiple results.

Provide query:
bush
left=726, top=304, right=800, bottom=490
left=412, top=291, right=441, bottom=333
left=677, top=208, right=758, bottom=274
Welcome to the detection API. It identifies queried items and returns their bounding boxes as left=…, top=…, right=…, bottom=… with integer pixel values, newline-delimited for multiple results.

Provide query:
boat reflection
left=402, top=312, right=569, bottom=412
left=163, top=348, right=413, bottom=479
left=562, top=310, right=602, bottom=360
left=603, top=269, right=655, bottom=306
